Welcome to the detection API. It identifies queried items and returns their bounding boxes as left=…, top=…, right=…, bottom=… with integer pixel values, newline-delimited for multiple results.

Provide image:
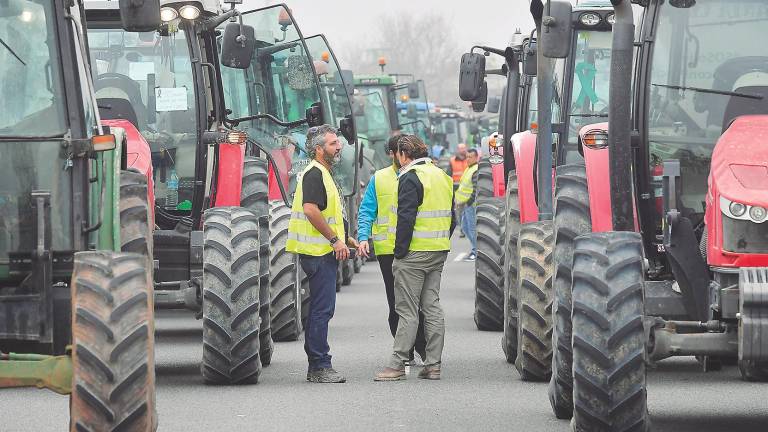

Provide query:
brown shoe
left=374, top=367, right=406, bottom=381
left=418, top=366, right=441, bottom=380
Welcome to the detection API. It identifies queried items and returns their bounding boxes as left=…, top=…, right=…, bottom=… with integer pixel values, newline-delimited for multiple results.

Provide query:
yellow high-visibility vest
left=455, top=163, right=478, bottom=205
left=394, top=160, right=453, bottom=251
left=371, top=165, right=398, bottom=255
left=286, top=160, right=345, bottom=256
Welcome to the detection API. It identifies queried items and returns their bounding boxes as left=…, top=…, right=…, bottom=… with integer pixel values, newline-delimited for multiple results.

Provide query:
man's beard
left=323, top=151, right=341, bottom=167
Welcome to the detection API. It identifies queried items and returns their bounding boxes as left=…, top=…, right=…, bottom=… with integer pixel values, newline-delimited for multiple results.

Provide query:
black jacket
left=394, top=160, right=457, bottom=259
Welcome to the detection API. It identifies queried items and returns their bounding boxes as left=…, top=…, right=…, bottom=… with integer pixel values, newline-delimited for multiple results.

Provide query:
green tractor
left=0, top=0, right=159, bottom=430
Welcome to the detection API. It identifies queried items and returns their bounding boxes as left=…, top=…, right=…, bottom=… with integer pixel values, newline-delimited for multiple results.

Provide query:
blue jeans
left=462, top=205, right=477, bottom=255
left=299, top=253, right=338, bottom=370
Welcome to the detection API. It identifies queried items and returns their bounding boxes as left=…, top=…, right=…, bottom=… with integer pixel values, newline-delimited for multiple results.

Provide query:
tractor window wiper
left=0, top=36, right=26, bottom=66
left=652, top=83, right=763, bottom=100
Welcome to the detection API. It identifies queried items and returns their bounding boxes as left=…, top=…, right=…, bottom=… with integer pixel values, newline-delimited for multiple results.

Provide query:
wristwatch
left=329, top=236, right=339, bottom=245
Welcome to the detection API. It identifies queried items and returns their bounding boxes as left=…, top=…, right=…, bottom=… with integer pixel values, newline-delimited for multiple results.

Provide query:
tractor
left=459, top=0, right=617, bottom=386
left=0, top=0, right=159, bottom=430
left=218, top=14, right=358, bottom=339
left=540, top=0, right=768, bottom=428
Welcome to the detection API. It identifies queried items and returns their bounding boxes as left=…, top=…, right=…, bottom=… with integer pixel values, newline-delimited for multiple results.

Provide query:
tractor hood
left=710, top=115, right=768, bottom=207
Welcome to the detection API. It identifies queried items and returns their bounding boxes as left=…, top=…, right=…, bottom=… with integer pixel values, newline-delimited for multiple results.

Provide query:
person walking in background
left=374, top=135, right=455, bottom=382
left=287, top=124, right=358, bottom=384
left=447, top=143, right=469, bottom=189
left=357, top=135, right=427, bottom=364
left=454, top=148, right=480, bottom=261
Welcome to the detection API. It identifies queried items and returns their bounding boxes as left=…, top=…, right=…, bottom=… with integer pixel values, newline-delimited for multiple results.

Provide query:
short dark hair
left=387, top=134, right=403, bottom=153
left=396, top=134, right=429, bottom=160
left=468, top=148, right=479, bottom=156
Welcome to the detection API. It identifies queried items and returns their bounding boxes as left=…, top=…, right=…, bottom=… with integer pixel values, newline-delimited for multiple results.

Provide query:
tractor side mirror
left=408, top=82, right=420, bottom=99
left=523, top=40, right=538, bottom=76
left=341, top=69, right=355, bottom=96
left=339, top=115, right=355, bottom=143
left=118, top=0, right=160, bottom=32
left=306, top=102, right=324, bottom=127
left=487, top=96, right=501, bottom=114
left=471, top=81, right=488, bottom=112
left=459, top=52, right=486, bottom=101
left=220, top=23, right=256, bottom=69
left=540, top=0, right=573, bottom=59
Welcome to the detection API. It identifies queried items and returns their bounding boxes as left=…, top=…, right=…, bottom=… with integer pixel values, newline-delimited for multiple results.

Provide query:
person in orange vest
left=447, top=143, right=469, bottom=189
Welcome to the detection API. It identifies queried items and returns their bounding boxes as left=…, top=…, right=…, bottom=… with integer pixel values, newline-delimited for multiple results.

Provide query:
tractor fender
left=102, top=119, right=155, bottom=223
left=511, top=130, right=539, bottom=224
left=268, top=146, right=299, bottom=201
left=705, top=115, right=768, bottom=267
left=579, top=123, right=613, bottom=232
left=491, top=156, right=506, bottom=198
left=213, top=143, right=245, bottom=207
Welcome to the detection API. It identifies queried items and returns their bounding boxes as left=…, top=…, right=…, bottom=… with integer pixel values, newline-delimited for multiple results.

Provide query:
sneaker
left=464, top=253, right=476, bottom=261
left=374, top=367, right=406, bottom=381
left=307, top=368, right=346, bottom=383
left=418, top=366, right=441, bottom=380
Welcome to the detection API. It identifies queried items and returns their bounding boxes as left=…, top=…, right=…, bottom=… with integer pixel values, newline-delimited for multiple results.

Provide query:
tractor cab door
left=305, top=34, right=359, bottom=198
left=354, top=88, right=392, bottom=181
left=218, top=4, right=322, bottom=202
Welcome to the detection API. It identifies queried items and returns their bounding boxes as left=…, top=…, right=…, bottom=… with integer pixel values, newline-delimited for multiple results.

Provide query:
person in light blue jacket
left=357, top=135, right=426, bottom=363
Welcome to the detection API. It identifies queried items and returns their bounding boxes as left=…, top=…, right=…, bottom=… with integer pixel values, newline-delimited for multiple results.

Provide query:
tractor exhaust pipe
left=607, top=0, right=635, bottom=231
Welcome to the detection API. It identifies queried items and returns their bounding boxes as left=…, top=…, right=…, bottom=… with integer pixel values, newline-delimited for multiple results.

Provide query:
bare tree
left=341, top=11, right=463, bottom=105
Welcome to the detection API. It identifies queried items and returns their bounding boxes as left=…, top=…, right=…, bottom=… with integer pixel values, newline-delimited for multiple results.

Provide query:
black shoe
left=307, top=368, right=346, bottom=383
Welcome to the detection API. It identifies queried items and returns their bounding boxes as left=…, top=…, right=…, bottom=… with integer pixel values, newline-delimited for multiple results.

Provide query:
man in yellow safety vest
left=454, top=148, right=479, bottom=260
left=374, top=135, right=455, bottom=381
left=357, top=135, right=427, bottom=363
left=287, top=124, right=358, bottom=384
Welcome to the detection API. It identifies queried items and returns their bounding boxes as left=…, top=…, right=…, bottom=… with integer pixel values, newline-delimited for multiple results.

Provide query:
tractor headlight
left=606, top=13, right=616, bottom=25
left=749, top=206, right=767, bottom=223
left=730, top=201, right=747, bottom=217
left=160, top=7, right=178, bottom=22
left=178, top=5, right=201, bottom=20
left=579, top=12, right=602, bottom=27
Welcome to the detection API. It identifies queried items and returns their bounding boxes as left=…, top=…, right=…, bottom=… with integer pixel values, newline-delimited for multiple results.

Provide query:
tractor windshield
left=87, top=26, right=198, bottom=211
left=394, top=81, right=432, bottom=143
left=305, top=35, right=357, bottom=196
left=354, top=88, right=392, bottom=172
left=569, top=29, right=612, bottom=140
left=0, top=0, right=66, bottom=136
left=646, top=0, right=768, bottom=215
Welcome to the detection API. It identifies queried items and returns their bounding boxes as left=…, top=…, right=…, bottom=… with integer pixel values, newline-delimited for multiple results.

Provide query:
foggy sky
left=242, top=0, right=536, bottom=70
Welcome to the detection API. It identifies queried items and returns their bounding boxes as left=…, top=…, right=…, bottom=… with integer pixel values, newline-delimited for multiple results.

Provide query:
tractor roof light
left=160, top=7, right=178, bottom=22
left=750, top=206, right=767, bottom=223
left=579, top=12, right=602, bottom=27
left=178, top=4, right=201, bottom=20
left=606, top=13, right=616, bottom=25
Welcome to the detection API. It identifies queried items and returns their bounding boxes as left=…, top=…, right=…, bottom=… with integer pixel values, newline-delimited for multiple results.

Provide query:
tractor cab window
left=220, top=5, right=322, bottom=198
left=0, top=0, right=66, bottom=136
left=647, top=0, right=768, bottom=218
left=394, top=82, right=431, bottom=143
left=87, top=26, right=198, bottom=211
left=305, top=35, right=356, bottom=196
left=354, top=89, right=392, bottom=171
left=569, top=30, right=612, bottom=143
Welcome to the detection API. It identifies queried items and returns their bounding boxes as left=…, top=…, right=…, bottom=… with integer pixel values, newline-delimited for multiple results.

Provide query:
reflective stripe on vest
left=455, top=163, right=478, bottom=205
left=286, top=160, right=345, bottom=256
left=371, top=166, right=398, bottom=255
left=398, top=161, right=454, bottom=251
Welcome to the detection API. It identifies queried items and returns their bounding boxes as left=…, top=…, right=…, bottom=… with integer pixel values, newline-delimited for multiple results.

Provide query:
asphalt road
left=1, top=237, right=767, bottom=431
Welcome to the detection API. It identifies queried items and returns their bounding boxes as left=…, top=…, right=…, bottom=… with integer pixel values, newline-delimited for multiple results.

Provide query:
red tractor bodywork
left=213, top=143, right=246, bottom=207
left=491, top=158, right=506, bottom=198
left=705, top=115, right=768, bottom=268
left=103, top=119, right=155, bottom=223
left=267, top=146, right=298, bottom=201
left=511, top=130, right=539, bottom=224
left=579, top=122, right=614, bottom=233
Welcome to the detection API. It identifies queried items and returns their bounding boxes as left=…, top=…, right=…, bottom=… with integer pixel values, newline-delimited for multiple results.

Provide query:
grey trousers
left=389, top=250, right=448, bottom=369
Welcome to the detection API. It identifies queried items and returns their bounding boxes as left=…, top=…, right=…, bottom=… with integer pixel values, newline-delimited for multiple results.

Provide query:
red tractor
left=540, top=0, right=768, bottom=428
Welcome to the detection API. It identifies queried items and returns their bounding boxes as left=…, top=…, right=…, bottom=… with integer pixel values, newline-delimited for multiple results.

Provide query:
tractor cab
left=353, top=81, right=393, bottom=179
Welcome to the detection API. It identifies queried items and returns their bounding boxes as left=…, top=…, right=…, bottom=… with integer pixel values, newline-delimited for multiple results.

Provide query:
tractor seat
left=98, top=98, right=141, bottom=130
left=722, top=86, right=768, bottom=133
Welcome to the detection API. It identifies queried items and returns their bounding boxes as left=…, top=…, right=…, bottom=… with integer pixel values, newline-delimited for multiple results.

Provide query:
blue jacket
left=357, top=179, right=378, bottom=242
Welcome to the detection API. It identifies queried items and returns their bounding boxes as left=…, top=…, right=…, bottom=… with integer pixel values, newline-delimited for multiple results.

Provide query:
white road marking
left=454, top=253, right=467, bottom=262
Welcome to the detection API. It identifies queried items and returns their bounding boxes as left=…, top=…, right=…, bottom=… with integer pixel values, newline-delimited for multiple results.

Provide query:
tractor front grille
left=723, top=216, right=768, bottom=254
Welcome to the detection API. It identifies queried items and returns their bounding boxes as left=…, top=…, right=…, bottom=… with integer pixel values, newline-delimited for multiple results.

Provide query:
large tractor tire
left=502, top=172, right=520, bottom=363
left=739, top=268, right=768, bottom=382
left=571, top=232, right=648, bottom=432
left=71, top=251, right=156, bottom=432
left=548, top=163, right=592, bottom=419
left=119, top=170, right=152, bottom=259
left=514, top=221, right=554, bottom=381
left=476, top=157, right=495, bottom=198
left=241, top=156, right=273, bottom=366
left=342, top=258, right=354, bottom=286
left=268, top=201, right=305, bottom=342
left=474, top=197, right=506, bottom=331
left=201, top=207, right=262, bottom=384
